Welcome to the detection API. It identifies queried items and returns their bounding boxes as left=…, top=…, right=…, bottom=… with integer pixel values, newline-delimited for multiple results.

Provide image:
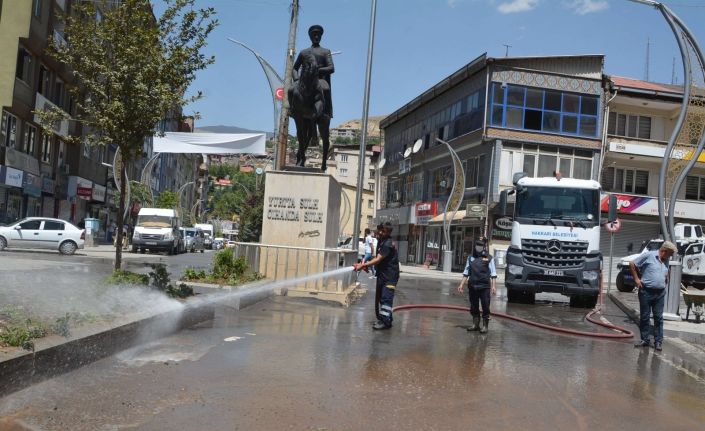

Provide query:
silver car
left=0, top=217, right=85, bottom=255
left=183, top=227, right=205, bottom=253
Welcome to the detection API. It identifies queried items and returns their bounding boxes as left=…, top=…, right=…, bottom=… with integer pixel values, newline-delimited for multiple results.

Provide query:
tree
left=37, top=0, right=217, bottom=269
left=155, top=190, right=179, bottom=209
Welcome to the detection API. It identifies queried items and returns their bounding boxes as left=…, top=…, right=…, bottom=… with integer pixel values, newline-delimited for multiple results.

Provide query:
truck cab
left=500, top=173, right=611, bottom=308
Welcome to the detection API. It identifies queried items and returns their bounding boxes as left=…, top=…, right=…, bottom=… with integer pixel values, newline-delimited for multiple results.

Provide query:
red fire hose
left=392, top=277, right=634, bottom=340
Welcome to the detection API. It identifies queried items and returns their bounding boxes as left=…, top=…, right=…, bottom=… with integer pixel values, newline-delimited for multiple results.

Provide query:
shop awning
left=152, top=132, right=266, bottom=155
left=429, top=210, right=467, bottom=224
left=428, top=210, right=485, bottom=225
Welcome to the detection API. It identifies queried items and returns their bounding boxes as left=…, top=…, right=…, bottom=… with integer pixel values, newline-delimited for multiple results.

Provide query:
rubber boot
left=479, top=318, right=489, bottom=334
left=467, top=316, right=480, bottom=332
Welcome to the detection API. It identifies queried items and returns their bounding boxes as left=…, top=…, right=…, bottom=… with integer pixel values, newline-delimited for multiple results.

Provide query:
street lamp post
left=436, top=138, right=465, bottom=273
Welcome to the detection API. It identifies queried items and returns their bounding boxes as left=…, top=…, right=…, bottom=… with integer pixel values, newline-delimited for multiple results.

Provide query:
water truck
left=499, top=172, right=617, bottom=308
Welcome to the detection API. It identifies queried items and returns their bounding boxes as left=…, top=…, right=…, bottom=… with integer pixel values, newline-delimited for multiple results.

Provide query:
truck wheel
left=616, top=272, right=632, bottom=292
left=583, top=294, right=598, bottom=309
left=507, top=289, right=519, bottom=303
left=523, top=292, right=536, bottom=304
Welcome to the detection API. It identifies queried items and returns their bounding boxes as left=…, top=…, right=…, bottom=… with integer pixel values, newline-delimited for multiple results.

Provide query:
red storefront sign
left=415, top=201, right=438, bottom=225
left=77, top=186, right=93, bottom=198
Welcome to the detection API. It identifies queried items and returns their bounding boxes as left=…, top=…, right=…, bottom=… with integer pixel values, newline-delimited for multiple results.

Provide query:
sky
left=175, top=0, right=705, bottom=132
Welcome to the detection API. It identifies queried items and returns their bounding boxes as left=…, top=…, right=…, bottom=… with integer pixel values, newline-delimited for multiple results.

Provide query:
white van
left=132, top=208, right=180, bottom=254
left=195, top=223, right=214, bottom=249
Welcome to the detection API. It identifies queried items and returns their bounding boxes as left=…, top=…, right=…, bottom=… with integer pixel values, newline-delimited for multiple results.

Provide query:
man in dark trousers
left=630, top=240, right=677, bottom=351
left=457, top=240, right=497, bottom=333
left=354, top=222, right=399, bottom=330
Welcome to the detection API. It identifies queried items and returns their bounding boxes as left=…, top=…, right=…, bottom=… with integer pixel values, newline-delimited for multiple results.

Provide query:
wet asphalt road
left=2, top=272, right=705, bottom=430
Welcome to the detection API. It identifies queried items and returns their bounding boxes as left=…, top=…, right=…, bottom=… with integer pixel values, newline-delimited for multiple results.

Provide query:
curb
left=608, top=292, right=705, bottom=346
left=0, top=284, right=272, bottom=398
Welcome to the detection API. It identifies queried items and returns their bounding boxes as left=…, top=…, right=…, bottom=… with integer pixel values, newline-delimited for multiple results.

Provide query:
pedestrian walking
left=630, top=241, right=677, bottom=351
left=457, top=240, right=497, bottom=334
left=354, top=222, right=399, bottom=330
left=363, top=228, right=376, bottom=277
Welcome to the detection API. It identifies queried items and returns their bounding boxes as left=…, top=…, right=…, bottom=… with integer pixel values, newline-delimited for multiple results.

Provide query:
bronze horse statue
left=288, top=52, right=331, bottom=170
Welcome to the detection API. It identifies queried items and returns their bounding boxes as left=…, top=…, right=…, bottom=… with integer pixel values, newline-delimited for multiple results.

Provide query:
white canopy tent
left=152, top=132, right=266, bottom=154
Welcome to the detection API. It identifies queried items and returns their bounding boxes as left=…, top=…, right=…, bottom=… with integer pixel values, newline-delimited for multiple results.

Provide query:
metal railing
left=232, top=242, right=358, bottom=294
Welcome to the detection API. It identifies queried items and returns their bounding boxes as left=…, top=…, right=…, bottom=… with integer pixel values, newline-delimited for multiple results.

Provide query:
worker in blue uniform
left=457, top=241, right=497, bottom=333
left=354, top=222, right=400, bottom=330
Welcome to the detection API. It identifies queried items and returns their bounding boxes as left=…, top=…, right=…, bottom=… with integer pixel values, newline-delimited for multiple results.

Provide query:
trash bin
left=493, top=249, right=506, bottom=269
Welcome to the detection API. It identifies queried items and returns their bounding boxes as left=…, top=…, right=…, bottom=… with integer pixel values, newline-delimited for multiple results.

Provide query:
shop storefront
left=90, top=183, right=107, bottom=240
left=427, top=211, right=484, bottom=272
left=0, top=165, right=24, bottom=223
left=41, top=176, right=55, bottom=218
left=414, top=201, right=439, bottom=265
left=68, top=176, right=93, bottom=225
left=22, top=172, right=42, bottom=217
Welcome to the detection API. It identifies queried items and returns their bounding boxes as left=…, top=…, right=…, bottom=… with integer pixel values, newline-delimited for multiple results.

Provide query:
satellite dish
left=379, top=158, right=386, bottom=168
left=403, top=148, right=412, bottom=158
left=412, top=139, right=423, bottom=154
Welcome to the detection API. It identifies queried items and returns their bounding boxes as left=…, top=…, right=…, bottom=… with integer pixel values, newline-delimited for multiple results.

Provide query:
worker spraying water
left=354, top=222, right=400, bottom=330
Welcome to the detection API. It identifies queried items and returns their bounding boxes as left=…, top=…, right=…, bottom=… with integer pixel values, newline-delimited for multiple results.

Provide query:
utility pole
left=644, top=37, right=651, bottom=81
left=352, top=0, right=378, bottom=251
left=276, top=0, right=299, bottom=171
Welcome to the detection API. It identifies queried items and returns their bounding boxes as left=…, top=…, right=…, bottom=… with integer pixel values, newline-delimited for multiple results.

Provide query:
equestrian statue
left=289, top=24, right=334, bottom=171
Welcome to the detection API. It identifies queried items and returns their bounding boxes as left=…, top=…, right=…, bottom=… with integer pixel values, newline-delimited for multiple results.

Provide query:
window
left=432, top=167, right=451, bottom=197
left=16, top=47, right=33, bottom=84
left=32, top=0, right=41, bottom=17
left=20, top=220, right=42, bottom=230
left=490, top=83, right=600, bottom=138
left=340, top=154, right=348, bottom=163
left=54, top=79, right=65, bottom=108
left=43, top=221, right=64, bottom=231
left=368, top=200, right=374, bottom=209
left=41, top=134, right=52, bottom=163
left=608, top=112, right=652, bottom=140
left=369, top=169, right=375, bottom=179
left=23, top=124, right=36, bottom=155
left=1, top=110, right=18, bottom=148
left=502, top=144, right=593, bottom=181
left=685, top=176, right=705, bottom=201
left=602, top=167, right=649, bottom=194
left=339, top=168, right=348, bottom=177
left=0, top=0, right=4, bottom=22
left=38, top=66, right=50, bottom=95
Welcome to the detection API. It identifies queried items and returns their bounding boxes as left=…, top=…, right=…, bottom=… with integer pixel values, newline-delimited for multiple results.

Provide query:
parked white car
left=0, top=217, right=85, bottom=255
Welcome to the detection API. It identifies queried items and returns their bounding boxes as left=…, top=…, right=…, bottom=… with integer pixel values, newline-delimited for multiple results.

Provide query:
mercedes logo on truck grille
left=546, top=240, right=562, bottom=254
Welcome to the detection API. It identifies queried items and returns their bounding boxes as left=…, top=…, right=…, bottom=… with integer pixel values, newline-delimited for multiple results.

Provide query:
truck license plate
left=544, top=269, right=564, bottom=276
left=146, top=241, right=157, bottom=246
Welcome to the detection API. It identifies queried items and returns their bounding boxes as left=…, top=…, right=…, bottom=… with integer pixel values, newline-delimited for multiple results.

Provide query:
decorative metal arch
left=631, top=1, right=705, bottom=241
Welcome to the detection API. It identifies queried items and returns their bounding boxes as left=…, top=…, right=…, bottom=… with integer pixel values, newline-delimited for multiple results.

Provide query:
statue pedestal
left=261, top=170, right=340, bottom=248
left=258, top=170, right=358, bottom=305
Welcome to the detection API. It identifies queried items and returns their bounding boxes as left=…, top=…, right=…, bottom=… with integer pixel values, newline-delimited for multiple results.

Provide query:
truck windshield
left=515, top=186, right=599, bottom=224
left=185, top=230, right=195, bottom=237
left=137, top=215, right=171, bottom=228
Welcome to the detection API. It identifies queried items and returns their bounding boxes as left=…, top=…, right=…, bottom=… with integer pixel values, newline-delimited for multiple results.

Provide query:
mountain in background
left=196, top=125, right=274, bottom=139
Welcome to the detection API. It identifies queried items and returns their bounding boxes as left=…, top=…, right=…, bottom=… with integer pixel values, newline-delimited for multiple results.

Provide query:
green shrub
left=0, top=321, right=47, bottom=351
left=167, top=283, right=194, bottom=299
left=106, top=270, right=149, bottom=286
left=212, top=248, right=248, bottom=280
left=148, top=264, right=171, bottom=291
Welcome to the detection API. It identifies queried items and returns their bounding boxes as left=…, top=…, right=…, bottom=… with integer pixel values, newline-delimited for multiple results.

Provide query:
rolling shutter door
left=600, top=218, right=661, bottom=258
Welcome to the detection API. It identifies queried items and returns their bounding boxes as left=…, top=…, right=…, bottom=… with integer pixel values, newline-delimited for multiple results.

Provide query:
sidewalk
left=78, top=244, right=166, bottom=265
left=609, top=290, right=705, bottom=346
left=399, top=263, right=507, bottom=283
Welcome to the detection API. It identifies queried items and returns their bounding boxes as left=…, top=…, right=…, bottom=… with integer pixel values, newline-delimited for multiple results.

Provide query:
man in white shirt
left=363, top=228, right=376, bottom=277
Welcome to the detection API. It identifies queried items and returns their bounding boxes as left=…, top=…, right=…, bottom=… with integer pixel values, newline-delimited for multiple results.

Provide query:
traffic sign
left=605, top=218, right=621, bottom=233
left=275, top=87, right=284, bottom=100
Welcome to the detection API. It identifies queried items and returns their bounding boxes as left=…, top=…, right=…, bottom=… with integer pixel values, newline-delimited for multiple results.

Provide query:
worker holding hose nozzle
left=457, top=240, right=497, bottom=333
left=354, top=222, right=399, bottom=330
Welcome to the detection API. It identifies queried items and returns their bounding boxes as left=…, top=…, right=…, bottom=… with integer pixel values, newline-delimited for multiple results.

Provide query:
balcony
left=34, top=93, right=70, bottom=138
left=53, top=29, right=68, bottom=50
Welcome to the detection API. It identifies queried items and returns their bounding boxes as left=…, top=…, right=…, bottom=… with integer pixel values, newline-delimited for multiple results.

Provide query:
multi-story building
left=0, top=0, right=201, bottom=237
left=599, top=76, right=702, bottom=254
left=327, top=144, right=379, bottom=239
left=0, top=0, right=99, bottom=226
left=379, top=53, right=606, bottom=271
